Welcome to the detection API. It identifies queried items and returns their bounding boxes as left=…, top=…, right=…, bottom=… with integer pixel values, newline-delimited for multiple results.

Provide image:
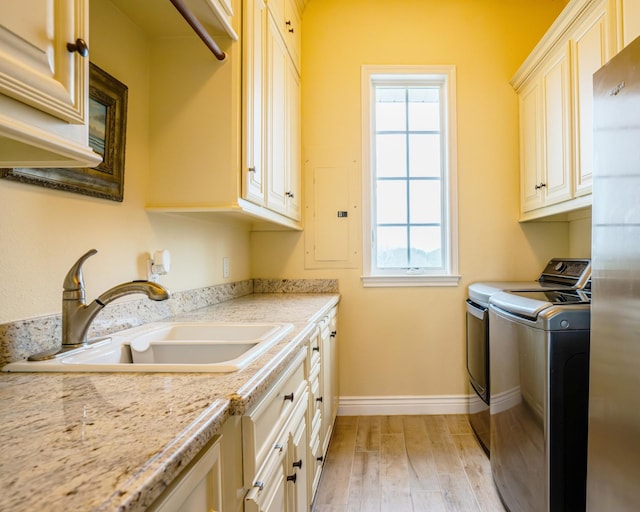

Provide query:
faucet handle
left=63, top=249, right=98, bottom=299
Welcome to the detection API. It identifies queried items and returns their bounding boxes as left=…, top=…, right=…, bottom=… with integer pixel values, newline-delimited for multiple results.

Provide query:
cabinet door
left=572, top=3, right=610, bottom=196
left=519, top=79, right=544, bottom=213
left=148, top=436, right=222, bottom=512
left=319, top=316, right=333, bottom=455
left=287, top=409, right=309, bottom=512
left=620, top=0, right=640, bottom=49
left=541, top=44, right=572, bottom=206
left=266, top=13, right=289, bottom=216
left=284, top=0, right=301, bottom=72
left=0, top=0, right=87, bottom=124
left=285, top=58, right=301, bottom=220
left=328, top=312, right=339, bottom=428
left=243, top=0, right=267, bottom=206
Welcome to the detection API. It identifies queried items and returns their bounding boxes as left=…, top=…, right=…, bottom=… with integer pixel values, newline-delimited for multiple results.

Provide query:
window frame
left=361, top=65, right=460, bottom=288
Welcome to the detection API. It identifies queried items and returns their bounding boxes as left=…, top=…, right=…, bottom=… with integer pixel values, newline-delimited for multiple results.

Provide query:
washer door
left=466, top=300, right=489, bottom=403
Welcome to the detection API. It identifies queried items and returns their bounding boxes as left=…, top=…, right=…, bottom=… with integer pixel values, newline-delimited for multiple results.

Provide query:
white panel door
left=541, top=44, right=572, bottom=206
left=266, top=12, right=288, bottom=215
left=519, top=79, right=544, bottom=212
left=572, top=3, right=610, bottom=196
left=243, top=0, right=267, bottom=206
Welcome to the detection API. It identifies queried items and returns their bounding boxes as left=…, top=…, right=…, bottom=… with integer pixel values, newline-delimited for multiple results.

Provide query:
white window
left=361, top=65, right=460, bottom=287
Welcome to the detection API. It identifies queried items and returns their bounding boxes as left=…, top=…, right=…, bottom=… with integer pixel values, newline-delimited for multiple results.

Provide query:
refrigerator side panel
left=587, top=36, right=640, bottom=511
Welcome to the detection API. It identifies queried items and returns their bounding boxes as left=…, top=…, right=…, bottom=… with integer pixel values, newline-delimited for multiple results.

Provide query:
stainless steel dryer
left=488, top=288, right=591, bottom=512
left=466, top=258, right=590, bottom=455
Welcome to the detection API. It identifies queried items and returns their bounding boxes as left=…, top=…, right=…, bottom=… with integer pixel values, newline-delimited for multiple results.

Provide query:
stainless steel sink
left=2, top=322, right=294, bottom=373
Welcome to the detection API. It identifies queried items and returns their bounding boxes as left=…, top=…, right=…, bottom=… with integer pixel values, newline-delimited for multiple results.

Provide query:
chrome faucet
left=62, top=249, right=170, bottom=346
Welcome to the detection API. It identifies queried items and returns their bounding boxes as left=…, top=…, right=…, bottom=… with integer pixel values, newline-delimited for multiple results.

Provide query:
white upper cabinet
left=243, top=0, right=302, bottom=222
left=541, top=44, right=573, bottom=207
left=512, top=0, right=615, bottom=220
left=518, top=79, right=543, bottom=213
left=242, top=0, right=268, bottom=206
left=0, top=0, right=101, bottom=167
left=264, top=16, right=301, bottom=220
left=571, top=1, right=612, bottom=196
left=516, top=43, right=572, bottom=214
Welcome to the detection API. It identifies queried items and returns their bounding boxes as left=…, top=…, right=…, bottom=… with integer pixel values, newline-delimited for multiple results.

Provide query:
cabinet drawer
left=244, top=430, right=287, bottom=512
left=243, top=348, right=306, bottom=483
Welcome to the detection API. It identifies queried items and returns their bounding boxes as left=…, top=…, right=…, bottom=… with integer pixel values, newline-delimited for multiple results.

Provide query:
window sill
left=361, top=274, right=462, bottom=288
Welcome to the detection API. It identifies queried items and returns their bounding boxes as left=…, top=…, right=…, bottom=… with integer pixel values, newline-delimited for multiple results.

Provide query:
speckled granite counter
left=0, top=293, right=339, bottom=512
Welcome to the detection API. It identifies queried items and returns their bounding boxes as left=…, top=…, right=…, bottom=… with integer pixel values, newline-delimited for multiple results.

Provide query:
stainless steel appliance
left=489, top=289, right=591, bottom=512
left=466, top=259, right=591, bottom=455
left=587, top=36, right=640, bottom=511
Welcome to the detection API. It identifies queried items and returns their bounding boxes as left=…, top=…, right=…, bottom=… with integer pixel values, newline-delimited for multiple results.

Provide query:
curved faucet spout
left=62, top=250, right=171, bottom=346
left=97, top=280, right=170, bottom=305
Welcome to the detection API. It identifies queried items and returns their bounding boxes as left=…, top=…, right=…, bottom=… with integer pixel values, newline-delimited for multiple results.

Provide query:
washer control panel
left=538, top=258, right=591, bottom=287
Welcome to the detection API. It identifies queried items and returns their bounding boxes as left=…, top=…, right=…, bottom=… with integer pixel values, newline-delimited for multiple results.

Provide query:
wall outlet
left=223, top=257, right=230, bottom=278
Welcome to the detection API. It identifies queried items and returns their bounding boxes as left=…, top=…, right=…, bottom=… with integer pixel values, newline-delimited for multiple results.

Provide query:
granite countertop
left=0, top=293, right=339, bottom=512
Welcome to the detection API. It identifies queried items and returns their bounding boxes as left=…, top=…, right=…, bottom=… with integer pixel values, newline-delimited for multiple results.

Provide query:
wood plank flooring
left=312, top=415, right=505, bottom=512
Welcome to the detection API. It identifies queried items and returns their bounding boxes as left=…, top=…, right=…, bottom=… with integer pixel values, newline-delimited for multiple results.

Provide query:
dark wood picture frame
left=0, top=63, right=128, bottom=202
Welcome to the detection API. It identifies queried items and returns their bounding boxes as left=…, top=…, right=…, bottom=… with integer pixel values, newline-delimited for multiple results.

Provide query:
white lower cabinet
left=244, top=433, right=288, bottom=512
left=319, top=308, right=339, bottom=457
left=243, top=348, right=309, bottom=511
left=286, top=393, right=309, bottom=511
left=160, top=306, right=340, bottom=512
left=147, top=435, right=223, bottom=512
left=244, top=306, right=339, bottom=510
left=306, top=327, right=324, bottom=500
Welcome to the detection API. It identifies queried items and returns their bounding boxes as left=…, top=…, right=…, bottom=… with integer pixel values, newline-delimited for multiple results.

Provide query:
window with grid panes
left=361, top=66, right=459, bottom=287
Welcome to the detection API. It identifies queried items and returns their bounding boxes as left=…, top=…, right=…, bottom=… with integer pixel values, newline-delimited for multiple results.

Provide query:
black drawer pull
left=330, top=330, right=337, bottom=338
left=316, top=396, right=323, bottom=403
left=312, top=346, right=320, bottom=352
left=293, top=459, right=303, bottom=469
left=287, top=473, right=297, bottom=483
left=316, top=456, right=324, bottom=462
left=284, top=392, right=294, bottom=402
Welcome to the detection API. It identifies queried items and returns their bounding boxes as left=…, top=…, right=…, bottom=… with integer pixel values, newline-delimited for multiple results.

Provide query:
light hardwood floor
left=312, top=415, right=505, bottom=512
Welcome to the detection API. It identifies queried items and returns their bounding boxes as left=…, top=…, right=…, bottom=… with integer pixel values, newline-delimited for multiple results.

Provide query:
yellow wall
left=0, top=0, right=251, bottom=324
left=0, top=0, right=586, bottom=401
left=251, top=0, right=577, bottom=398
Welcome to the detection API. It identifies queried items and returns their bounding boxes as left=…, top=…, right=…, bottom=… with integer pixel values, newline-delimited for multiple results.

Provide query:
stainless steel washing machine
left=466, top=258, right=590, bottom=455
left=488, top=288, right=591, bottom=512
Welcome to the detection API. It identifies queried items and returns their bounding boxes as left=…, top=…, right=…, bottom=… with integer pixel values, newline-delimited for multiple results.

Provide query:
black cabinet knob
left=66, top=38, right=89, bottom=57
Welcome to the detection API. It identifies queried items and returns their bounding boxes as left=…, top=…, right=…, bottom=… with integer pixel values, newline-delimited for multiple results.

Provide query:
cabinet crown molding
left=511, top=0, right=602, bottom=91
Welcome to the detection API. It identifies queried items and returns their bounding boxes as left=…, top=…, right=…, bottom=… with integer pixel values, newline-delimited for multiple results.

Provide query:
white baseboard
left=337, top=394, right=472, bottom=416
